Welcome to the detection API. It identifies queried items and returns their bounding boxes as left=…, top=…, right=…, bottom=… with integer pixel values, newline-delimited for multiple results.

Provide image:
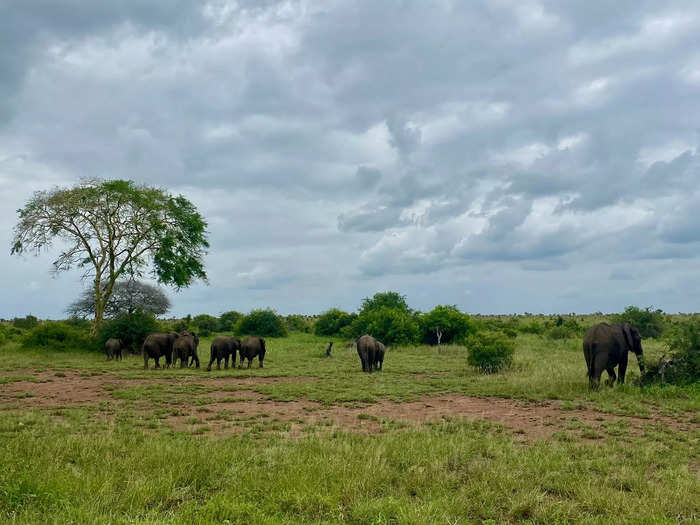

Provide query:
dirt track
left=1, top=371, right=696, bottom=441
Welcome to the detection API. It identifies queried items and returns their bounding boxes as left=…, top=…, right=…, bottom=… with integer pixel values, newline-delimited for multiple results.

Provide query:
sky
left=1, top=1, right=700, bottom=318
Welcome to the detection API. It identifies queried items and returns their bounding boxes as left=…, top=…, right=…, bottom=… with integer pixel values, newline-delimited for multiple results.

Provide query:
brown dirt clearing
left=1, top=371, right=696, bottom=442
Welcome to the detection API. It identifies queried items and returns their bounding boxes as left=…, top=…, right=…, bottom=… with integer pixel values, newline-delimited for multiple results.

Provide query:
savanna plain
left=1, top=329, right=698, bottom=524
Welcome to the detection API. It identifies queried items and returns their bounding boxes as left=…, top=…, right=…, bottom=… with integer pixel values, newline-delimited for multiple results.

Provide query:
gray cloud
left=2, top=1, right=700, bottom=317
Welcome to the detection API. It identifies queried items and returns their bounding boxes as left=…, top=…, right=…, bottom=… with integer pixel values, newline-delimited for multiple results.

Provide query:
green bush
left=466, top=331, right=515, bottom=373
left=315, top=309, right=356, bottom=336
left=349, top=307, right=419, bottom=346
left=284, top=315, right=313, bottom=333
left=191, top=314, right=218, bottom=337
left=218, top=311, right=242, bottom=332
left=0, top=324, right=25, bottom=345
left=97, top=311, right=161, bottom=353
left=519, top=320, right=544, bottom=335
left=359, top=291, right=411, bottom=315
left=611, top=306, right=665, bottom=339
left=545, top=326, right=577, bottom=340
left=650, top=317, right=700, bottom=384
left=419, top=305, right=476, bottom=345
left=12, top=315, right=39, bottom=330
left=237, top=309, right=287, bottom=337
left=22, top=322, right=92, bottom=351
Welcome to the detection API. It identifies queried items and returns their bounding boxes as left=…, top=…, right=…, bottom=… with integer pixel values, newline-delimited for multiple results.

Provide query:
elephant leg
left=617, top=352, right=629, bottom=384
left=590, top=352, right=608, bottom=390
left=224, top=355, right=229, bottom=369
left=247, top=358, right=252, bottom=369
left=155, top=356, right=161, bottom=369
left=259, top=356, right=264, bottom=368
left=605, top=367, right=617, bottom=387
left=143, top=353, right=149, bottom=369
left=193, top=353, right=200, bottom=368
left=180, top=355, right=186, bottom=369
left=360, top=357, right=366, bottom=372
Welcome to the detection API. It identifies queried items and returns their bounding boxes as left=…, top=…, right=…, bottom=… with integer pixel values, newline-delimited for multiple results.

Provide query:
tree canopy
left=67, top=279, right=171, bottom=319
left=12, top=179, right=208, bottom=331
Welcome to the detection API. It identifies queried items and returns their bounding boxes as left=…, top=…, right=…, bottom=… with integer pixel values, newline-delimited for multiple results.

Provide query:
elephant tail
left=586, top=343, right=596, bottom=378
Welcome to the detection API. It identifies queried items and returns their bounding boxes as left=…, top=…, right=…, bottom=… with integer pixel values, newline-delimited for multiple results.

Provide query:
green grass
left=0, top=332, right=698, bottom=523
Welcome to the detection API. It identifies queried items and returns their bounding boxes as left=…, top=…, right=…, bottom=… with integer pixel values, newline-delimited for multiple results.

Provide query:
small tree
left=419, top=305, right=476, bottom=345
left=359, top=291, right=411, bottom=315
left=467, top=332, right=515, bottom=373
left=314, top=308, right=356, bottom=336
left=218, top=311, right=242, bottom=332
left=191, top=314, right=219, bottom=337
left=12, top=179, right=208, bottom=333
left=97, top=310, right=160, bottom=353
left=350, top=306, right=419, bottom=345
left=67, top=279, right=170, bottom=319
left=237, top=309, right=287, bottom=337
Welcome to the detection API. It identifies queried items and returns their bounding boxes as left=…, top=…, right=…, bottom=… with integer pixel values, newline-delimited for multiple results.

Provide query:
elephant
left=356, top=334, right=385, bottom=373
left=239, top=336, right=266, bottom=368
left=105, top=338, right=124, bottom=361
left=583, top=322, right=645, bottom=389
left=142, top=332, right=179, bottom=369
left=173, top=331, right=200, bottom=368
left=207, top=336, right=241, bottom=371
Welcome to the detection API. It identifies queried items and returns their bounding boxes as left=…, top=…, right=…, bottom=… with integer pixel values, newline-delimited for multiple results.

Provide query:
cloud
left=1, top=1, right=700, bottom=316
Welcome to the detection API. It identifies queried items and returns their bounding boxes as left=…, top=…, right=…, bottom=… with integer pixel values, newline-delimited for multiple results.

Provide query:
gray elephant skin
left=173, top=332, right=200, bottom=368
left=239, top=336, right=266, bottom=368
left=142, top=332, right=179, bottom=369
left=105, top=338, right=124, bottom=361
left=583, top=322, right=645, bottom=389
left=208, top=336, right=241, bottom=371
left=356, top=334, right=385, bottom=373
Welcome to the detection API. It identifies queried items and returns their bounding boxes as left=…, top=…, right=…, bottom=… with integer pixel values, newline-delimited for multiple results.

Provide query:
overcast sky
left=1, top=1, right=700, bottom=318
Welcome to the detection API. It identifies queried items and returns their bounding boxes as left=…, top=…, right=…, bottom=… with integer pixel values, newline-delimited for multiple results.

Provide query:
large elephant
left=105, top=338, right=123, bottom=361
left=207, top=336, right=241, bottom=371
left=142, top=332, right=179, bottom=369
left=357, top=334, right=385, bottom=373
left=239, top=336, right=266, bottom=368
left=173, top=332, right=200, bottom=368
left=583, top=322, right=645, bottom=389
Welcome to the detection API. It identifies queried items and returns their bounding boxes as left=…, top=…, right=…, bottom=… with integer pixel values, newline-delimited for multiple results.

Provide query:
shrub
left=0, top=324, right=25, bottom=345
left=191, top=314, right=219, bottom=337
left=97, top=310, right=161, bottom=353
left=284, top=315, right=312, bottom=333
left=419, top=305, right=477, bottom=345
left=315, top=309, right=356, bottom=336
left=545, top=326, right=577, bottom=340
left=466, top=331, right=515, bottom=373
left=519, top=320, right=544, bottom=335
left=22, top=322, right=92, bottom=351
left=218, top=311, right=242, bottom=332
left=643, top=317, right=700, bottom=385
left=13, top=315, right=39, bottom=330
left=237, top=309, right=287, bottom=337
left=611, top=306, right=665, bottom=339
left=349, top=307, right=419, bottom=346
left=359, top=291, right=411, bottom=315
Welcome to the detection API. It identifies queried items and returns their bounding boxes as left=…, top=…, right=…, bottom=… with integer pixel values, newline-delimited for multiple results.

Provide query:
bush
left=315, top=309, right=356, bottom=336
left=0, top=324, right=25, bottom=345
left=97, top=311, right=161, bottom=353
left=13, top=315, right=39, bottom=330
left=218, top=311, right=242, bottom=332
left=611, top=306, right=665, bottom=339
left=643, top=317, right=700, bottom=385
left=419, top=305, right=476, bottom=345
left=466, top=331, right=515, bottom=373
left=519, top=320, right=544, bottom=335
left=237, top=309, right=287, bottom=337
left=545, top=326, right=577, bottom=340
left=359, top=291, right=411, bottom=315
left=22, top=322, right=92, bottom=351
left=349, top=307, right=419, bottom=346
left=191, top=314, right=219, bottom=337
left=284, top=315, right=312, bottom=333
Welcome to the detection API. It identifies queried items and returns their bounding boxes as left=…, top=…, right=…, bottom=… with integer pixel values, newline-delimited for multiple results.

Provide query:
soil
left=1, top=371, right=696, bottom=442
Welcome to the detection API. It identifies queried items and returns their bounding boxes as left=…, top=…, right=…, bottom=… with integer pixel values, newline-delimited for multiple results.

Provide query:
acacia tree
left=12, top=179, right=208, bottom=333
left=67, top=279, right=171, bottom=319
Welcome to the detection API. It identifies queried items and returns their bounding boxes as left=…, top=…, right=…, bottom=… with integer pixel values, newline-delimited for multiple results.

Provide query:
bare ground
left=1, top=371, right=696, bottom=442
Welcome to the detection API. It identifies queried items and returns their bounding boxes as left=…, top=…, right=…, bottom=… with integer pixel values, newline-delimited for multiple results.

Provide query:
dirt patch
left=1, top=371, right=696, bottom=442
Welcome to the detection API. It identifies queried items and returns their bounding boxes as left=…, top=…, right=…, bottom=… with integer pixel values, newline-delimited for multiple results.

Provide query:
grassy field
left=0, top=332, right=698, bottom=523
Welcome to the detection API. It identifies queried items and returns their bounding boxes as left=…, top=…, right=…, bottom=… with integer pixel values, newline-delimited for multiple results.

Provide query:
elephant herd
left=105, top=332, right=384, bottom=374
left=106, top=321, right=647, bottom=387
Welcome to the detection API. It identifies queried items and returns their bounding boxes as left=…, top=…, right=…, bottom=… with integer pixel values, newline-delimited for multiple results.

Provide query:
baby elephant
left=105, top=338, right=124, bottom=361
left=173, top=332, right=200, bottom=368
left=239, top=336, right=266, bottom=368
left=207, top=336, right=241, bottom=371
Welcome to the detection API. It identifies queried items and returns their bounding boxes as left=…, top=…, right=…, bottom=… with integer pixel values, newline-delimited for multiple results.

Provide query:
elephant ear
left=622, top=323, right=634, bottom=350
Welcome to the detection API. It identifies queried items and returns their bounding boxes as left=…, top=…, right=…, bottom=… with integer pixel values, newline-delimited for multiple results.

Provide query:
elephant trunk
left=636, top=353, right=646, bottom=374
